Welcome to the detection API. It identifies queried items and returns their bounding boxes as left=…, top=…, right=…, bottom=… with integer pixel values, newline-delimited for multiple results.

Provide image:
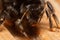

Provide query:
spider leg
left=38, top=12, right=44, bottom=23
left=47, top=1, right=54, bottom=12
left=38, top=7, right=45, bottom=23
left=52, top=13, right=59, bottom=28
left=47, top=1, right=59, bottom=28
left=46, top=9, right=53, bottom=29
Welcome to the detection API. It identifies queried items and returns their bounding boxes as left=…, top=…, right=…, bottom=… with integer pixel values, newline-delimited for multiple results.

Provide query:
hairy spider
left=0, top=0, right=59, bottom=40
left=20, top=0, right=59, bottom=29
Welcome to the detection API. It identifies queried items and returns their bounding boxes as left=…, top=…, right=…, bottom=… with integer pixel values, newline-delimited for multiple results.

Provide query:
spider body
left=0, top=0, right=59, bottom=39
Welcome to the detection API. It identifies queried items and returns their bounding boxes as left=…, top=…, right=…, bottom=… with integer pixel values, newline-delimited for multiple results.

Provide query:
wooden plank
left=0, top=25, right=15, bottom=40
left=56, top=0, right=60, bottom=4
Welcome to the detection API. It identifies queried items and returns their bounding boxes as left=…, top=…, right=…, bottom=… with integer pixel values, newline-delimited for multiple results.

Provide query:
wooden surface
left=56, top=0, right=60, bottom=4
left=0, top=25, right=15, bottom=40
left=0, top=0, right=60, bottom=40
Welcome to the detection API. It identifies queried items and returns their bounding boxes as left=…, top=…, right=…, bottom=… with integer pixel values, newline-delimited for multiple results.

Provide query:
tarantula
left=0, top=0, right=59, bottom=40
left=19, top=0, right=59, bottom=31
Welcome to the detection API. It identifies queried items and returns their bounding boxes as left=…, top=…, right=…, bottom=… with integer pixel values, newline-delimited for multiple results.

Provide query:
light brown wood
left=56, top=0, right=60, bottom=4
left=0, top=25, right=15, bottom=40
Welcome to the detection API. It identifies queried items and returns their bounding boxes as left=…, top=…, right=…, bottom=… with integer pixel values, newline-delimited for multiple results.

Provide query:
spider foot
left=49, top=28, right=57, bottom=32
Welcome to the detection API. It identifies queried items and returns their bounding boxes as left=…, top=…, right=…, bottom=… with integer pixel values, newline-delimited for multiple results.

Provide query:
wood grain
left=0, top=25, right=15, bottom=40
